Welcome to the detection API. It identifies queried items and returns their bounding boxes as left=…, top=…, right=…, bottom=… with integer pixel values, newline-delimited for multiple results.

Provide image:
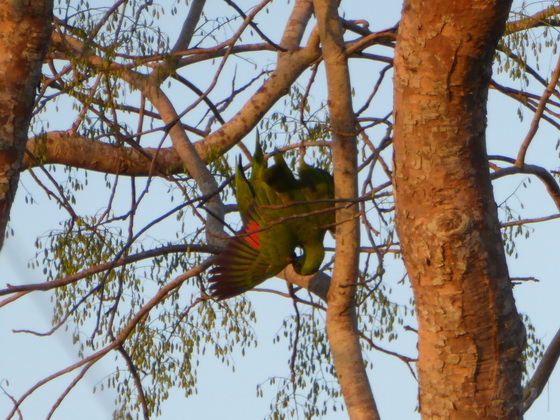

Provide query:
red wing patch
left=244, top=220, right=261, bottom=249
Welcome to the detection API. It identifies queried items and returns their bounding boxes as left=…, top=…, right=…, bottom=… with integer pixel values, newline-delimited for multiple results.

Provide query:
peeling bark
left=0, top=0, right=53, bottom=251
left=393, top=0, right=525, bottom=418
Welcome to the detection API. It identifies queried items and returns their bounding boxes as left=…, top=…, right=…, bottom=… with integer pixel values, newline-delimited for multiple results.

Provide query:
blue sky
left=1, top=1, right=560, bottom=419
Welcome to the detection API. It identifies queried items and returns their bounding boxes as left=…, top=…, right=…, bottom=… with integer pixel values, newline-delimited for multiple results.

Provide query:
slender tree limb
left=173, top=74, right=226, bottom=125
left=313, top=1, right=379, bottom=419
left=345, top=28, right=397, bottom=56
left=490, top=80, right=560, bottom=131
left=0, top=244, right=219, bottom=297
left=224, top=0, right=286, bottom=51
left=506, top=5, right=560, bottom=34
left=37, top=4, right=393, bottom=178
left=516, top=52, right=560, bottom=166
left=490, top=158, right=560, bottom=212
left=45, top=362, right=95, bottom=420
left=171, top=0, right=206, bottom=53
left=523, top=327, right=560, bottom=413
left=0, top=381, right=23, bottom=420
left=199, top=31, right=321, bottom=158
left=51, top=28, right=276, bottom=70
left=117, top=346, right=149, bottom=420
left=5, top=260, right=212, bottom=419
left=22, top=134, right=335, bottom=176
left=279, top=265, right=330, bottom=302
left=278, top=0, right=314, bottom=50
left=358, top=331, right=417, bottom=365
left=0, top=291, right=28, bottom=308
left=500, top=213, right=560, bottom=227
left=125, top=73, right=226, bottom=248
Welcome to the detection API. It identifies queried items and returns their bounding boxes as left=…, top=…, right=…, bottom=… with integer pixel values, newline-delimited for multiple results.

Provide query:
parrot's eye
left=292, top=246, right=305, bottom=274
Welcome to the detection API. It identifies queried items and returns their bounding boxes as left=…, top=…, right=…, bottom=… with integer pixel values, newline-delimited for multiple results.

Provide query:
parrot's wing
left=298, top=160, right=335, bottom=232
left=209, top=144, right=336, bottom=299
left=235, top=156, right=254, bottom=224
left=208, top=217, right=294, bottom=300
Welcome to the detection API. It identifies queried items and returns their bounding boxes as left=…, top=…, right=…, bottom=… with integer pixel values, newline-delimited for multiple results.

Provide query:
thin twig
left=516, top=52, right=560, bottom=166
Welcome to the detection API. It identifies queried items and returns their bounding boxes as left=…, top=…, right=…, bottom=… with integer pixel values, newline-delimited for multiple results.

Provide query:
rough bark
left=393, top=0, right=525, bottom=418
left=0, top=0, right=53, bottom=251
left=313, top=1, right=379, bottom=419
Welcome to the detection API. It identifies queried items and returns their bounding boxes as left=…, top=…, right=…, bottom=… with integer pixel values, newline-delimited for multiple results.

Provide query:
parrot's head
left=291, top=243, right=325, bottom=276
left=293, top=258, right=316, bottom=276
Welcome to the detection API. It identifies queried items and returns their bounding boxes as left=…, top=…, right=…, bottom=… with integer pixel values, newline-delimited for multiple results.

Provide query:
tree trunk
left=393, top=0, right=526, bottom=418
left=0, top=0, right=53, bottom=250
left=314, top=1, right=379, bottom=419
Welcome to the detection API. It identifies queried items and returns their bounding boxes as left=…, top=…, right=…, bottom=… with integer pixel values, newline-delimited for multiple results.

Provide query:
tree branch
left=171, top=0, right=206, bottom=53
left=523, top=327, right=560, bottom=413
left=506, top=6, right=560, bottom=34
left=0, top=244, right=219, bottom=297
left=279, top=265, right=330, bottom=302
left=490, top=159, right=560, bottom=212
left=6, top=260, right=211, bottom=419
left=516, top=52, right=560, bottom=166
left=24, top=131, right=186, bottom=176
left=313, top=0, right=379, bottom=419
left=278, top=0, right=314, bottom=50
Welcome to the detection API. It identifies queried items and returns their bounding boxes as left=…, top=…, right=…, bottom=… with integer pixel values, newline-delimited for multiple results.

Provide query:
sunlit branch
left=500, top=213, right=560, bottom=227
left=490, top=157, right=560, bottom=211
left=516, top=53, right=560, bottom=166
left=26, top=161, right=78, bottom=221
left=299, top=63, right=319, bottom=128
left=6, top=261, right=211, bottom=420
left=45, top=361, right=95, bottom=420
left=356, top=65, right=392, bottom=116
left=0, top=381, right=22, bottom=419
left=24, top=132, right=185, bottom=176
left=0, top=244, right=219, bottom=297
left=278, top=265, right=330, bottom=302
left=70, top=73, right=103, bottom=132
left=224, top=0, right=286, bottom=52
left=495, top=43, right=556, bottom=98
left=523, top=327, right=560, bottom=413
left=506, top=6, right=560, bottom=34
left=352, top=52, right=393, bottom=65
left=117, top=346, right=149, bottom=420
left=358, top=330, right=417, bottom=365
left=278, top=0, right=313, bottom=50
left=490, top=80, right=560, bottom=131
left=171, top=0, right=206, bottom=53
left=345, top=28, right=397, bottom=56
left=173, top=73, right=226, bottom=124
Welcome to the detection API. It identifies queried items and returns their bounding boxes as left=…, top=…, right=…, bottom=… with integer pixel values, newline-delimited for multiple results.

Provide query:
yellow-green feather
left=208, top=143, right=335, bottom=299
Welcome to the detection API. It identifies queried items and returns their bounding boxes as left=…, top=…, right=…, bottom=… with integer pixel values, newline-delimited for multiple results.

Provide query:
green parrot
left=208, top=142, right=334, bottom=300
